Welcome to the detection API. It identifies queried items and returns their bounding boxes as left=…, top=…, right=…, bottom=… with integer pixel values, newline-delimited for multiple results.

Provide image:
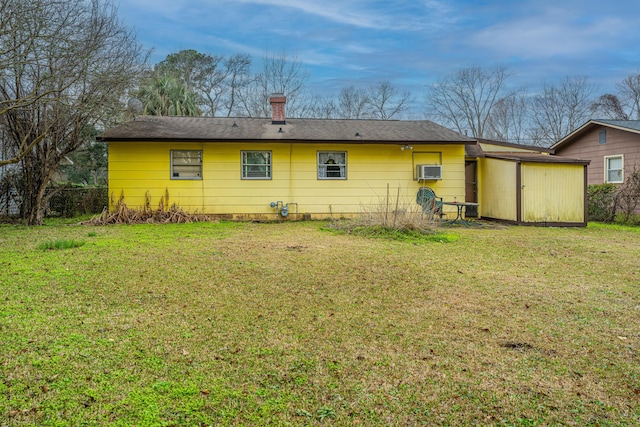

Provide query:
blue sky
left=116, top=0, right=639, bottom=113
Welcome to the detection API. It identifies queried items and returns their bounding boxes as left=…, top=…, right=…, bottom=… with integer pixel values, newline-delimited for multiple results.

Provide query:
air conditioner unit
left=416, top=164, right=442, bottom=180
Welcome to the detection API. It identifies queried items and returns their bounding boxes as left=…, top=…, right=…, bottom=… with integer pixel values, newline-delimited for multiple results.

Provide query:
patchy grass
left=36, top=239, right=86, bottom=251
left=0, top=220, right=639, bottom=426
left=323, top=220, right=459, bottom=243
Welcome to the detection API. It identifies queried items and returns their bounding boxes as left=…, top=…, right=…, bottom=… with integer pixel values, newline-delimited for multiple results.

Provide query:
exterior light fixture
left=400, top=145, right=413, bottom=151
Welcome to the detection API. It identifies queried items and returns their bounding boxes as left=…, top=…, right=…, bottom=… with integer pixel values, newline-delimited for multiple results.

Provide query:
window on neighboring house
left=171, top=150, right=202, bottom=179
left=318, top=151, right=347, bottom=179
left=599, top=129, right=607, bottom=144
left=605, top=155, right=623, bottom=183
left=242, top=151, right=271, bottom=179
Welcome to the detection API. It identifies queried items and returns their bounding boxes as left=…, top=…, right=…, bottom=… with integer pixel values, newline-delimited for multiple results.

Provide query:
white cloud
left=470, top=7, right=629, bottom=59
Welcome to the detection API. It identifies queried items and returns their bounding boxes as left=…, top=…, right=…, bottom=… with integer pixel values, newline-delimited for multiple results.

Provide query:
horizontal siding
left=109, top=142, right=467, bottom=216
left=555, top=126, right=640, bottom=185
left=478, top=158, right=517, bottom=221
left=479, top=142, right=540, bottom=153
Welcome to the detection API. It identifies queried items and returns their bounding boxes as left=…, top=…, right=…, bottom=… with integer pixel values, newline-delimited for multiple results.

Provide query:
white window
left=318, top=151, right=347, bottom=179
left=605, top=155, right=623, bottom=183
left=171, top=150, right=202, bottom=179
left=242, top=151, right=271, bottom=179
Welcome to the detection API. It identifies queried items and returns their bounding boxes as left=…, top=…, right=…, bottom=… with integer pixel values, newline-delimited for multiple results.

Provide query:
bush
left=47, top=187, right=108, bottom=218
left=616, top=168, right=640, bottom=224
left=587, top=184, right=618, bottom=223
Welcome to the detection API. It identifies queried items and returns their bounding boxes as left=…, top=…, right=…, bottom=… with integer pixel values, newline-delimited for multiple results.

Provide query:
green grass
left=1, top=220, right=639, bottom=426
left=36, top=239, right=86, bottom=250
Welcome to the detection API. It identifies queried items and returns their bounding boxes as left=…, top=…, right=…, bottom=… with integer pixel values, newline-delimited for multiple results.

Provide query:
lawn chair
left=416, top=187, right=443, bottom=220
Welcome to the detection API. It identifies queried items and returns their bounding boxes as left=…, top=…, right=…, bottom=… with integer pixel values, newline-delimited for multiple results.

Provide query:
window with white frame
left=242, top=151, right=271, bottom=179
left=605, top=155, right=623, bottom=183
left=318, top=151, right=347, bottom=179
left=171, top=150, right=202, bottom=179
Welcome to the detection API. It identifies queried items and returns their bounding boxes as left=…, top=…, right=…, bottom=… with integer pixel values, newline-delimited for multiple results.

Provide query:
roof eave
left=99, top=137, right=475, bottom=145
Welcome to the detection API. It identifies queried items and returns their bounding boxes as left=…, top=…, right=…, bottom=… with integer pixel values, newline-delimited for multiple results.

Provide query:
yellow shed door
left=521, top=163, right=585, bottom=224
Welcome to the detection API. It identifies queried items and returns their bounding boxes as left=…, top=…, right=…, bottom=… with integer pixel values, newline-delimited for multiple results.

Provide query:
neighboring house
left=101, top=94, right=589, bottom=226
left=552, top=120, right=640, bottom=186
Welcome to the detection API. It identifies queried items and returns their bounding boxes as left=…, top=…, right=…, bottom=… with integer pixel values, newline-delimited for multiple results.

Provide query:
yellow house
left=103, top=95, right=476, bottom=221
left=102, top=94, right=589, bottom=226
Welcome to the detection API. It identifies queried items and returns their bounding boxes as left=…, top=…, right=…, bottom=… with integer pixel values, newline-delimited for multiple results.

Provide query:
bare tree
left=529, top=76, right=596, bottom=147
left=236, top=52, right=309, bottom=118
left=426, top=65, right=514, bottom=138
left=590, top=72, right=640, bottom=121
left=367, top=81, right=411, bottom=120
left=337, top=86, right=372, bottom=119
left=222, top=54, right=253, bottom=117
left=0, top=0, right=145, bottom=224
left=617, top=72, right=640, bottom=120
left=293, top=94, right=338, bottom=119
left=486, top=94, right=529, bottom=143
left=591, top=93, right=629, bottom=120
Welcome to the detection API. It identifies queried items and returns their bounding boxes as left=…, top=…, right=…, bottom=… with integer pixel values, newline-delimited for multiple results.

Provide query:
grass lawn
left=1, top=220, right=639, bottom=426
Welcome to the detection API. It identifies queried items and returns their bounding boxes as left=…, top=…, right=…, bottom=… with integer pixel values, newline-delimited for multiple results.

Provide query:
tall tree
left=337, top=86, right=372, bottom=119
left=155, top=49, right=228, bottom=116
left=367, top=81, right=411, bottom=120
left=591, top=93, right=629, bottom=120
left=426, top=65, right=514, bottom=138
left=136, top=74, right=201, bottom=116
left=591, top=72, right=640, bottom=120
left=529, top=76, right=596, bottom=146
left=617, top=72, right=640, bottom=120
left=486, top=94, right=529, bottom=143
left=0, top=0, right=144, bottom=224
left=237, top=52, right=309, bottom=118
left=221, top=54, right=252, bottom=117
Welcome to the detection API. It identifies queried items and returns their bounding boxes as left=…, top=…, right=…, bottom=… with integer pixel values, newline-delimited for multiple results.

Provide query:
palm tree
left=136, top=75, right=201, bottom=116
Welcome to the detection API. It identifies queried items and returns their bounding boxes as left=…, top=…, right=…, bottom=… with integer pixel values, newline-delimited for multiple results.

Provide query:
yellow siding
left=479, top=142, right=547, bottom=153
left=108, top=142, right=466, bottom=217
left=478, top=158, right=517, bottom=221
left=521, top=163, right=585, bottom=223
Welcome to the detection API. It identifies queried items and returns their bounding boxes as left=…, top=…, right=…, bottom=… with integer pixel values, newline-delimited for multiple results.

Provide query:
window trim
left=317, top=151, right=347, bottom=180
left=604, top=154, right=624, bottom=184
left=170, top=150, right=202, bottom=180
left=241, top=150, right=272, bottom=180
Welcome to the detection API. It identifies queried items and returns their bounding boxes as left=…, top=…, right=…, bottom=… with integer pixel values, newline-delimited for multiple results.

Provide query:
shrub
left=616, top=168, right=640, bottom=224
left=587, top=184, right=618, bottom=223
left=47, top=186, right=108, bottom=217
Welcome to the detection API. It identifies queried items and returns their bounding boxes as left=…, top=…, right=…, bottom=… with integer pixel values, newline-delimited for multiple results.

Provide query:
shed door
left=521, top=164, right=585, bottom=223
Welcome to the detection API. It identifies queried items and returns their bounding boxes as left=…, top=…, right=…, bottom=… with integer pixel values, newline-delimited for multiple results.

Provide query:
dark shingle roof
left=100, top=116, right=475, bottom=144
left=596, top=120, right=640, bottom=132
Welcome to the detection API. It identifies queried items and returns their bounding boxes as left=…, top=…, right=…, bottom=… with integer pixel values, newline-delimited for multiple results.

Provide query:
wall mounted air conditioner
left=416, top=164, right=442, bottom=180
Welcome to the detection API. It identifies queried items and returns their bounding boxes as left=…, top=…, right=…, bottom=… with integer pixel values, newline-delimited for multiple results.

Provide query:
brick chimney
left=269, top=93, right=286, bottom=125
